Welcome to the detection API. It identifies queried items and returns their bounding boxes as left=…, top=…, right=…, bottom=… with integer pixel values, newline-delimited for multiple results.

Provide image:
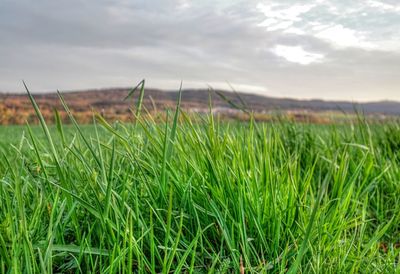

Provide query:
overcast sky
left=0, top=0, right=399, bottom=101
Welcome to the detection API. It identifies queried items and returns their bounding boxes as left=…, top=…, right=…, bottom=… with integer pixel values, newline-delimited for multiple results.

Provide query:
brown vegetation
left=0, top=87, right=398, bottom=125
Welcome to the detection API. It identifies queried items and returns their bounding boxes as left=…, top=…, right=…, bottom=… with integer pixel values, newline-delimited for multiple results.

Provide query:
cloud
left=0, top=0, right=399, bottom=101
left=257, top=3, right=316, bottom=31
left=366, top=0, right=400, bottom=13
left=272, top=45, right=324, bottom=65
left=315, top=24, right=374, bottom=49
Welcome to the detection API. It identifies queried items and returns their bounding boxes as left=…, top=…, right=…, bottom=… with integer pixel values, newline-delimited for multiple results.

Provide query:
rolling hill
left=0, top=87, right=399, bottom=125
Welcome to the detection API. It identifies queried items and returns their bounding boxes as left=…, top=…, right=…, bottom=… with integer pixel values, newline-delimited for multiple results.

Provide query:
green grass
left=1, top=89, right=400, bottom=273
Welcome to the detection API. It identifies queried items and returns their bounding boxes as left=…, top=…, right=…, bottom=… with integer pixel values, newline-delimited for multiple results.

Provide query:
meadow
left=0, top=87, right=400, bottom=273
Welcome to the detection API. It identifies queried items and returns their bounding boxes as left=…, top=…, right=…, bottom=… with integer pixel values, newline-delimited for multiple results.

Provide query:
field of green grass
left=1, top=89, right=400, bottom=273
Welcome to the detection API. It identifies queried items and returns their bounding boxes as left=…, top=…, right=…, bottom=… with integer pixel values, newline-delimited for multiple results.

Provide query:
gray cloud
left=0, top=0, right=399, bottom=101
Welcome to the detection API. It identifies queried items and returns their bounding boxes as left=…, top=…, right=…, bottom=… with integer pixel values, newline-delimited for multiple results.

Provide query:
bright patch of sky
left=272, top=45, right=324, bottom=65
left=257, top=3, right=316, bottom=31
left=256, top=0, right=400, bottom=51
left=366, top=0, right=400, bottom=12
left=315, top=25, right=374, bottom=49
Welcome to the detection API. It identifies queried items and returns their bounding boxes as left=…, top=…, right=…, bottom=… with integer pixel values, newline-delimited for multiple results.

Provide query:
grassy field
left=1, top=90, right=400, bottom=273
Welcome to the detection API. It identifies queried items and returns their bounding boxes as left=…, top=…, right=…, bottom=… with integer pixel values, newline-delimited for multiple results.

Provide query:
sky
left=0, top=0, right=399, bottom=101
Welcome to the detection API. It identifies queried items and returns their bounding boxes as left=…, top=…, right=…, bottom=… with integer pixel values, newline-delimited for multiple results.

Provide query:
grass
left=0, top=85, right=400, bottom=273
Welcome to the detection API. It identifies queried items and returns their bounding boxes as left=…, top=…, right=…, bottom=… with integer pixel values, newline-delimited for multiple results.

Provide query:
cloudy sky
left=0, top=0, right=399, bottom=101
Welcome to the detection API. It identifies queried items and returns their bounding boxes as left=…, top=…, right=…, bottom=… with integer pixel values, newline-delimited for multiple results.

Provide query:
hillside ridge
left=0, top=87, right=399, bottom=124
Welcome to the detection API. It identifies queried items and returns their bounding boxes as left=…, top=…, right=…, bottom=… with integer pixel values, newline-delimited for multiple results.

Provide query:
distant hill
left=0, top=87, right=399, bottom=125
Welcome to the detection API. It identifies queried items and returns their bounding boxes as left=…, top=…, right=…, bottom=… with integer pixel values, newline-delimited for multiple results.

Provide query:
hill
left=0, top=87, right=399, bottom=124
